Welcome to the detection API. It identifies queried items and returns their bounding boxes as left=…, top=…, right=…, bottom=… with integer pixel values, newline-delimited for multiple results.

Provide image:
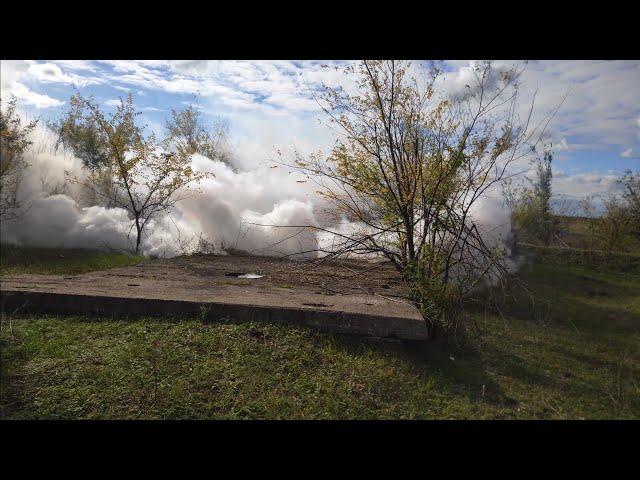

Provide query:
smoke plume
left=1, top=124, right=518, bottom=276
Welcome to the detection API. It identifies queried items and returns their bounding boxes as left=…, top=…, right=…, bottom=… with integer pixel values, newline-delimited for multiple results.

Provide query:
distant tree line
left=503, top=147, right=639, bottom=254
left=580, top=171, right=640, bottom=253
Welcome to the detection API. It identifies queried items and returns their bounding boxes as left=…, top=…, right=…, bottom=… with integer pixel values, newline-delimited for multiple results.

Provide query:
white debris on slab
left=238, top=273, right=264, bottom=279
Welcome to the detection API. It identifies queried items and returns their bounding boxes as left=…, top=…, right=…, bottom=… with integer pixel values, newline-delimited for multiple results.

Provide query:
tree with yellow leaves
left=288, top=60, right=552, bottom=334
left=0, top=97, right=38, bottom=221
left=57, top=94, right=211, bottom=253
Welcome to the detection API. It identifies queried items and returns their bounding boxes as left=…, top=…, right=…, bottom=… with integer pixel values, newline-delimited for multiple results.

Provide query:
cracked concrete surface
left=0, top=254, right=429, bottom=340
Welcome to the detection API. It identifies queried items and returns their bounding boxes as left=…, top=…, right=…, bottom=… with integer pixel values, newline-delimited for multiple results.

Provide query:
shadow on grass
left=4, top=254, right=638, bottom=419
left=308, top=325, right=520, bottom=408
left=1, top=311, right=521, bottom=412
left=404, top=338, right=520, bottom=407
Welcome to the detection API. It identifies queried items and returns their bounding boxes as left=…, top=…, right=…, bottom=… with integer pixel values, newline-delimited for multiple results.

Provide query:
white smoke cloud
left=2, top=195, right=134, bottom=251
left=1, top=126, right=137, bottom=251
left=1, top=126, right=324, bottom=258
left=1, top=113, right=521, bottom=278
left=468, top=194, right=512, bottom=250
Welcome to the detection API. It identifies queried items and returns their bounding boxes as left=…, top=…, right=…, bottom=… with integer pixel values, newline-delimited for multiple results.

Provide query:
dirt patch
left=1, top=253, right=422, bottom=329
left=168, top=253, right=411, bottom=298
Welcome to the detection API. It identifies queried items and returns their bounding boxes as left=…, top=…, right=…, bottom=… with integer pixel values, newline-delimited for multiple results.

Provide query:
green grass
left=519, top=243, right=640, bottom=274
left=1, top=260, right=638, bottom=419
left=0, top=245, right=143, bottom=276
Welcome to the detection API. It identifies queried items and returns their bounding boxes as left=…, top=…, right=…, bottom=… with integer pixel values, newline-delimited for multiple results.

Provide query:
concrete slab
left=0, top=254, right=429, bottom=340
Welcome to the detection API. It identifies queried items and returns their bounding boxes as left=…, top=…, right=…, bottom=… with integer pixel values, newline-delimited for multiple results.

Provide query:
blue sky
left=2, top=60, right=639, bottom=202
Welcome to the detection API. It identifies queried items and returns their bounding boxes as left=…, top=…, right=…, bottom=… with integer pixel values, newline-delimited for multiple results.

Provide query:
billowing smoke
left=2, top=123, right=520, bottom=280
left=468, top=193, right=527, bottom=282
left=1, top=126, right=323, bottom=258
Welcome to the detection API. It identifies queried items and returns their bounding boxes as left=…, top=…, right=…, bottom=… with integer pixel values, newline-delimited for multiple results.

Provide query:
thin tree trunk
left=135, top=217, right=142, bottom=254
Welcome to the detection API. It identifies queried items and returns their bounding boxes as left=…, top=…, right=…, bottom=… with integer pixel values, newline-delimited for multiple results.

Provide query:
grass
left=1, top=259, right=638, bottom=419
left=0, top=245, right=143, bottom=276
left=519, top=243, right=640, bottom=274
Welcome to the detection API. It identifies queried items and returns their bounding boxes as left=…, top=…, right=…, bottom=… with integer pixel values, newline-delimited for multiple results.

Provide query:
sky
left=1, top=59, right=639, bottom=205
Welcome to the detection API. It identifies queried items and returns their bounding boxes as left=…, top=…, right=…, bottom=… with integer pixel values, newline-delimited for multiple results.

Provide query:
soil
left=0, top=253, right=421, bottom=323
left=166, top=253, right=411, bottom=298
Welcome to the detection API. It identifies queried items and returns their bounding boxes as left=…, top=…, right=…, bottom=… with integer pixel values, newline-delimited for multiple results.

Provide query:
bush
left=404, top=263, right=464, bottom=340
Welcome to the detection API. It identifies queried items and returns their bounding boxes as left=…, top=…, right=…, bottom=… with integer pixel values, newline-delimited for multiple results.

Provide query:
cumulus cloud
left=94, top=60, right=352, bottom=115
left=27, top=62, right=102, bottom=88
left=1, top=61, right=65, bottom=109
left=556, top=171, right=620, bottom=193
left=10, top=82, right=64, bottom=108
left=5, top=59, right=638, bottom=182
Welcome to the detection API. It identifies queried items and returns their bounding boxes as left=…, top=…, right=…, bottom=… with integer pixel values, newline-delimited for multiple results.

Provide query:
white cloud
left=558, top=138, right=570, bottom=152
left=10, top=82, right=64, bottom=108
left=1, top=60, right=31, bottom=100
left=96, top=60, right=351, bottom=115
left=552, top=171, right=622, bottom=199
left=27, top=62, right=102, bottom=87
left=51, top=60, right=99, bottom=72
left=435, top=60, right=640, bottom=156
left=3, top=59, right=638, bottom=204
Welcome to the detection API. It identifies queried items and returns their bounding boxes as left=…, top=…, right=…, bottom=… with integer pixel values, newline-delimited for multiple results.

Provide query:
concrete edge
left=0, top=289, right=430, bottom=340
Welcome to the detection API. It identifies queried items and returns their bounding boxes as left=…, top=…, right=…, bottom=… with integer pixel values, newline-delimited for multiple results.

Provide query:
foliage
left=164, top=104, right=230, bottom=165
left=530, top=149, right=554, bottom=244
left=49, top=104, right=110, bottom=171
left=619, top=169, right=640, bottom=239
left=57, top=94, right=212, bottom=253
left=502, top=147, right=555, bottom=246
left=0, top=97, right=38, bottom=221
left=598, top=194, right=635, bottom=251
left=289, top=60, right=549, bottom=334
left=580, top=192, right=639, bottom=253
left=520, top=242, right=640, bottom=274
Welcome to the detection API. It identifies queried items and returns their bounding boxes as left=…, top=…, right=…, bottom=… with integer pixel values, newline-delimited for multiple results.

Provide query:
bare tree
left=60, top=94, right=212, bottom=254
left=0, top=97, right=38, bottom=221
left=276, top=60, right=551, bottom=333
